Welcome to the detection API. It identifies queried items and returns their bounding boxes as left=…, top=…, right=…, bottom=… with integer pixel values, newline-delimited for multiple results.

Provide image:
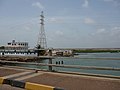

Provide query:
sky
left=0, top=0, right=120, bottom=48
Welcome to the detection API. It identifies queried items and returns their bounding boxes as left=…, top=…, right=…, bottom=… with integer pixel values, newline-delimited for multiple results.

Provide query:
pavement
left=0, top=66, right=120, bottom=90
left=0, top=85, right=24, bottom=90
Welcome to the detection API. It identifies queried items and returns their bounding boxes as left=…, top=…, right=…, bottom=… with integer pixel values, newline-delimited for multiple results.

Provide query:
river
left=12, top=53, right=120, bottom=76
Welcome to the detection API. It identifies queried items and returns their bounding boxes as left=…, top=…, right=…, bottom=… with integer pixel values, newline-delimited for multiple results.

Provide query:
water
left=50, top=53, right=120, bottom=76
left=10, top=53, right=120, bottom=76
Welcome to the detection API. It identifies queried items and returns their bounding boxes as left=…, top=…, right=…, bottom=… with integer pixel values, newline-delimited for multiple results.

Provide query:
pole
left=48, top=49, right=52, bottom=71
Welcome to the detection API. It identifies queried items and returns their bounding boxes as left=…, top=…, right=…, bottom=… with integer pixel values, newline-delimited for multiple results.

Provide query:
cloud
left=112, top=26, right=120, bottom=30
left=49, top=18, right=57, bottom=22
left=91, top=28, right=106, bottom=36
left=48, top=17, right=66, bottom=23
left=92, top=26, right=120, bottom=36
left=55, top=30, right=64, bottom=36
left=84, top=17, right=95, bottom=24
left=96, top=28, right=106, bottom=33
left=104, top=0, right=113, bottom=2
left=104, top=0, right=120, bottom=2
left=22, top=18, right=38, bottom=31
left=82, top=0, right=89, bottom=8
left=32, top=2, right=44, bottom=9
left=47, top=16, right=83, bottom=24
left=90, top=27, right=120, bottom=48
left=104, top=0, right=120, bottom=6
left=24, top=26, right=30, bottom=30
left=110, top=26, right=120, bottom=36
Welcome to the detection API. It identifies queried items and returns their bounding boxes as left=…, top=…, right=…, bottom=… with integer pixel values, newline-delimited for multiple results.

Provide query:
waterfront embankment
left=0, top=55, right=53, bottom=62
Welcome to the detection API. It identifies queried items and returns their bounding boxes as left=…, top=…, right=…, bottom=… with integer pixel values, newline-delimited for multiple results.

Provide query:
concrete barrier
left=0, top=77, right=4, bottom=84
left=0, top=77, right=64, bottom=90
left=25, top=82, right=63, bottom=90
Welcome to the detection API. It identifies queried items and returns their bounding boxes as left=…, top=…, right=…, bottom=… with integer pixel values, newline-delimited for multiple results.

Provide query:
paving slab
left=0, top=68, right=23, bottom=77
left=0, top=85, right=24, bottom=90
left=23, top=72, right=120, bottom=90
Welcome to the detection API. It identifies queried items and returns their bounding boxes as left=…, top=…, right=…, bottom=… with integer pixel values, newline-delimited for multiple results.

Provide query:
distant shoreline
left=73, top=49, right=120, bottom=53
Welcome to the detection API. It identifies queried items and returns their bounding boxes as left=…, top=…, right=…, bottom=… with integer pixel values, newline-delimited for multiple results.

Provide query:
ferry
left=0, top=40, right=34, bottom=56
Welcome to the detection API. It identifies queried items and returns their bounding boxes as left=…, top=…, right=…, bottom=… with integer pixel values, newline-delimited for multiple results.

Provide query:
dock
left=0, top=66, right=120, bottom=90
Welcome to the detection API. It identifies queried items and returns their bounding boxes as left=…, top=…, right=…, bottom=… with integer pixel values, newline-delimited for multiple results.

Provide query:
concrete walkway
left=0, top=66, right=120, bottom=90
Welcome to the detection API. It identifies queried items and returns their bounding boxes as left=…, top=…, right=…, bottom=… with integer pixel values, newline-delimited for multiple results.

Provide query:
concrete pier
left=0, top=66, right=120, bottom=90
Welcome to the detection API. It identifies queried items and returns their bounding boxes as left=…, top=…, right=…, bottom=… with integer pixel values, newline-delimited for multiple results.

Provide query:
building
left=52, top=49, right=73, bottom=57
left=5, top=40, right=29, bottom=50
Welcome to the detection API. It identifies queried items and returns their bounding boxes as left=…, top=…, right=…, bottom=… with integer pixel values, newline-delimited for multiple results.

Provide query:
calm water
left=51, top=53, right=120, bottom=76
left=14, top=53, right=120, bottom=76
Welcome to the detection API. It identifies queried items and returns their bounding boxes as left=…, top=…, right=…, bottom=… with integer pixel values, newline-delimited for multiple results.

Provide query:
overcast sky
left=0, top=0, right=120, bottom=48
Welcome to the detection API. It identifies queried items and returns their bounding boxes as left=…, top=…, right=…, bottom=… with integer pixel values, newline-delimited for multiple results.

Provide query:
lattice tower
left=37, top=11, right=47, bottom=49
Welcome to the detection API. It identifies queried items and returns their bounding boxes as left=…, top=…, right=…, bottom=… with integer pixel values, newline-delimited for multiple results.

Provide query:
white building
left=52, top=49, right=73, bottom=57
left=5, top=40, right=29, bottom=50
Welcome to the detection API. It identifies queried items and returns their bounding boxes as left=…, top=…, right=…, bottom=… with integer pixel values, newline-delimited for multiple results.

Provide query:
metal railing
left=0, top=60, right=120, bottom=71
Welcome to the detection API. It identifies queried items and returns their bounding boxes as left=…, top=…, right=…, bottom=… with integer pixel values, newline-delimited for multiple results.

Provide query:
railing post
left=49, top=49, right=52, bottom=71
left=49, top=58, right=52, bottom=71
